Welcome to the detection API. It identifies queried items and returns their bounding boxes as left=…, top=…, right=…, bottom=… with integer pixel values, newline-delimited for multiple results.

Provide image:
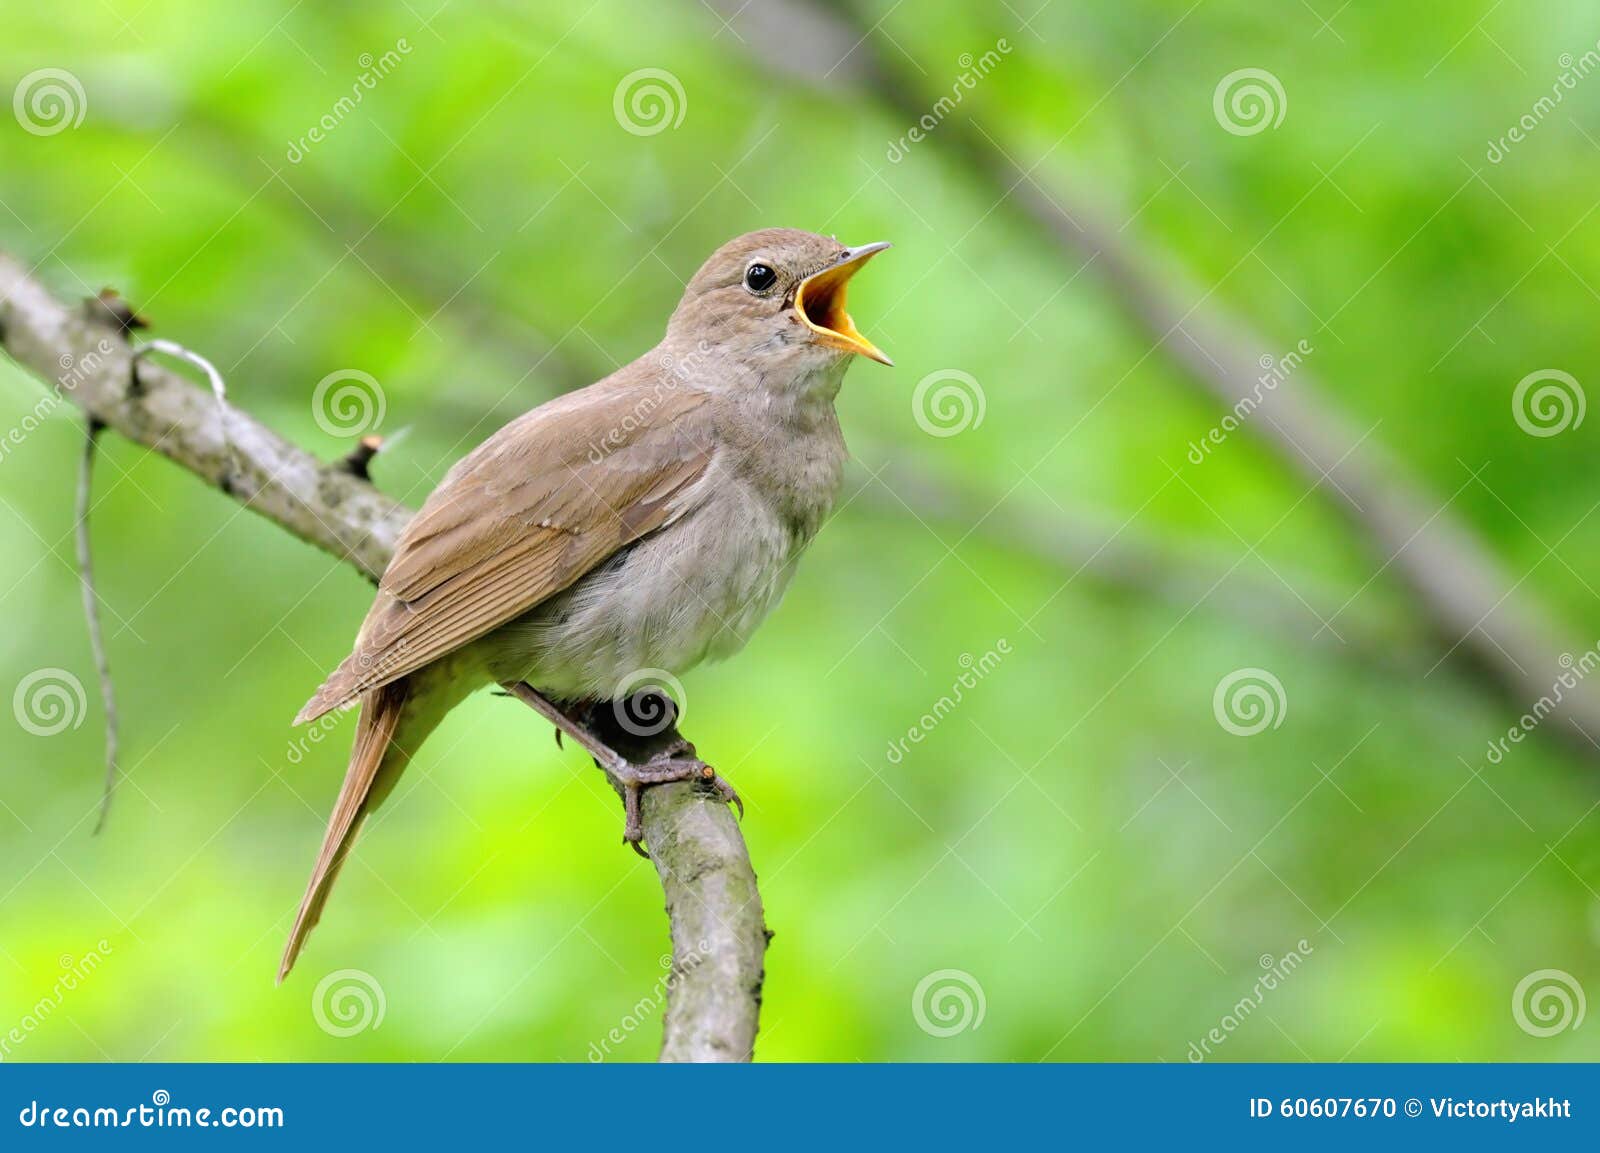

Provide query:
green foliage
left=1, top=0, right=1597, bottom=1061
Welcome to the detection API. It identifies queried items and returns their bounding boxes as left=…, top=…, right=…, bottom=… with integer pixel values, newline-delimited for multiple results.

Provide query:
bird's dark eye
left=744, top=263, right=777, bottom=293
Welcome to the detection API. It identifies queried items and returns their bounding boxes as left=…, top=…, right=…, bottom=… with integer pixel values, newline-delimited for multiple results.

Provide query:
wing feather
left=295, top=380, right=713, bottom=723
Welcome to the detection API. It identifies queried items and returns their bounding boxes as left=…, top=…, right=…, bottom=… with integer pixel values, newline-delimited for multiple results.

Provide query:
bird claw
left=604, top=750, right=743, bottom=856
left=702, top=769, right=744, bottom=822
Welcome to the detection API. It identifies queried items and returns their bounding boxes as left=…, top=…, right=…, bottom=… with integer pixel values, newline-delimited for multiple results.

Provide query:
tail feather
left=278, top=680, right=408, bottom=984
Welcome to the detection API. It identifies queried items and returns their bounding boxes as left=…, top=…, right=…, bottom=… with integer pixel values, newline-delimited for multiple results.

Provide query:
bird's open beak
left=794, top=241, right=893, bottom=366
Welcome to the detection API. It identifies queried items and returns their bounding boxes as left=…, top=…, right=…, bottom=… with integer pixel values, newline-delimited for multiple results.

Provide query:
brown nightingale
left=279, top=228, right=891, bottom=980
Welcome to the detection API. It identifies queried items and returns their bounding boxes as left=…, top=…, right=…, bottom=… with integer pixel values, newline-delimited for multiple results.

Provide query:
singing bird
left=279, top=228, right=892, bottom=981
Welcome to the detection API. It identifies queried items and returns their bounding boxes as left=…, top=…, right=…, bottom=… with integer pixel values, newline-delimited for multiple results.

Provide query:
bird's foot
left=605, top=740, right=743, bottom=858
left=500, top=682, right=742, bottom=857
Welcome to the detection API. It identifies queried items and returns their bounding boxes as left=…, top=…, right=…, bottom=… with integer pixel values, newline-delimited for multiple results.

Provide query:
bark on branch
left=0, top=251, right=766, bottom=1062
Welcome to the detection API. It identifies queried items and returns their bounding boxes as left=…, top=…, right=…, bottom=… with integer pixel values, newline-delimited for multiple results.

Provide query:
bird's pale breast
left=475, top=427, right=844, bottom=700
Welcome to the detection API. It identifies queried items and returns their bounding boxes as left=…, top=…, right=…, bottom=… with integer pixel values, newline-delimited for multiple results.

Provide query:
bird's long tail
left=278, top=680, right=410, bottom=984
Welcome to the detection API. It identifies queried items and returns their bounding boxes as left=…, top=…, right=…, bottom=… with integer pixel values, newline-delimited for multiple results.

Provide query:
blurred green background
left=2, top=0, right=1599, bottom=1061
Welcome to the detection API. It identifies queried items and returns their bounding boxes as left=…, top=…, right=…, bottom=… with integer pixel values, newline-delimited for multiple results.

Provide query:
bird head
left=666, top=228, right=892, bottom=380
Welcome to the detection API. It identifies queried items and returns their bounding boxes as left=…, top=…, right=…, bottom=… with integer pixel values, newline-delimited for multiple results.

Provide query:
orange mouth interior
left=795, top=254, right=892, bottom=365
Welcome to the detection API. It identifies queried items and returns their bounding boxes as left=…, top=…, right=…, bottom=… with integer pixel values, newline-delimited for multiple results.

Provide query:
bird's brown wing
left=295, top=380, right=714, bottom=723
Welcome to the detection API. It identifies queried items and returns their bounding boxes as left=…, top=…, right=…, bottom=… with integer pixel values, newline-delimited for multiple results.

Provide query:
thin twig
left=74, top=417, right=119, bottom=834
left=133, top=337, right=236, bottom=479
left=336, top=427, right=410, bottom=481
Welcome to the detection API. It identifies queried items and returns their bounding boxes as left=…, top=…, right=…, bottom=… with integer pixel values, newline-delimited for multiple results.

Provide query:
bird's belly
left=477, top=490, right=800, bottom=700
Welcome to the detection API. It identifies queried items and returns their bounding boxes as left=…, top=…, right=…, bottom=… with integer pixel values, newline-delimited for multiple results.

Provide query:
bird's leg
left=500, top=681, right=627, bottom=773
left=501, top=682, right=742, bottom=856
left=594, top=691, right=744, bottom=851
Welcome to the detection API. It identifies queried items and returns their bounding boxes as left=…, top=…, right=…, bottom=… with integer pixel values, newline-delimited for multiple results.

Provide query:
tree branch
left=0, top=251, right=767, bottom=1062
left=74, top=417, right=119, bottom=833
left=740, top=0, right=1600, bottom=755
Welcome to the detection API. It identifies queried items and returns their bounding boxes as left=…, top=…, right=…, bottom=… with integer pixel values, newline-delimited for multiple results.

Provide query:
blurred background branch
left=3, top=0, right=1597, bottom=1063
left=84, top=90, right=1421, bottom=680
left=750, top=0, right=1600, bottom=755
left=85, top=8, right=1591, bottom=750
